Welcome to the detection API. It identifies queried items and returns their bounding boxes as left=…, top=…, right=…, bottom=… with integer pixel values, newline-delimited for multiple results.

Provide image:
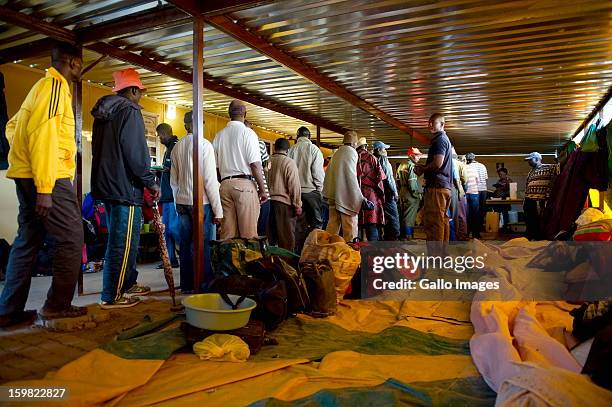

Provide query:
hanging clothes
left=0, top=72, right=9, bottom=170
left=542, top=126, right=609, bottom=240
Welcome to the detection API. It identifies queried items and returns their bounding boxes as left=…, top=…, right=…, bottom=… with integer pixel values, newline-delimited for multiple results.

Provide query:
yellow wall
left=0, top=63, right=309, bottom=240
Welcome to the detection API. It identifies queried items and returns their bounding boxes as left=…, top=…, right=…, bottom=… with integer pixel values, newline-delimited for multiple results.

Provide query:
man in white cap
left=523, top=152, right=558, bottom=240
left=373, top=141, right=400, bottom=240
left=91, top=68, right=160, bottom=308
left=323, top=131, right=372, bottom=241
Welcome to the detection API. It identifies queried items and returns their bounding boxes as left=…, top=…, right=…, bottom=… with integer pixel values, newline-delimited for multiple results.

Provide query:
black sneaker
left=0, top=310, right=37, bottom=328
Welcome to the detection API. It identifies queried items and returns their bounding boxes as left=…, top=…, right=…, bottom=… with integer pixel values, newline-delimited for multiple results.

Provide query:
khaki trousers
left=326, top=208, right=358, bottom=242
left=219, top=178, right=260, bottom=240
left=423, top=187, right=451, bottom=255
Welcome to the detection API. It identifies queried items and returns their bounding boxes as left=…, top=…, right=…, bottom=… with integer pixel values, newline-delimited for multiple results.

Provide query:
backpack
left=300, top=261, right=337, bottom=317
left=207, top=275, right=288, bottom=331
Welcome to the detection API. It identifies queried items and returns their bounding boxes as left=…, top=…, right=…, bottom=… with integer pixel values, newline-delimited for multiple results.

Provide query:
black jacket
left=159, top=137, right=178, bottom=203
left=91, top=95, right=156, bottom=206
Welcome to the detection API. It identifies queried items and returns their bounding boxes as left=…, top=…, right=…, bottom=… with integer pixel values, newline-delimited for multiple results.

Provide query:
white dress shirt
left=212, top=121, right=261, bottom=180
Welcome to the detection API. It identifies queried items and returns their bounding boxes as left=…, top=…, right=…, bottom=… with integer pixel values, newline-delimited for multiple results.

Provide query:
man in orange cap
left=396, top=147, right=423, bottom=239
left=91, top=68, right=160, bottom=309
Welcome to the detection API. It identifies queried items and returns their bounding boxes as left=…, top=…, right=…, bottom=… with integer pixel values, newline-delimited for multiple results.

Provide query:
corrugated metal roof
left=232, top=0, right=612, bottom=152
left=1, top=0, right=611, bottom=153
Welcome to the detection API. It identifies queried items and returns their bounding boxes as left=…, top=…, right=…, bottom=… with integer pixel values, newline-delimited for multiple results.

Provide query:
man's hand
left=394, top=194, right=399, bottom=202
left=362, top=199, right=375, bottom=211
left=258, top=191, right=268, bottom=204
left=147, top=184, right=161, bottom=202
left=294, top=206, right=303, bottom=217
left=213, top=217, right=222, bottom=225
left=36, top=193, right=53, bottom=218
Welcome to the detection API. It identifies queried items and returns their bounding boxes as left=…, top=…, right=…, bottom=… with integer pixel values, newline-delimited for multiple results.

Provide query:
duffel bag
left=207, top=274, right=288, bottom=331
left=301, top=261, right=336, bottom=317
left=300, top=229, right=361, bottom=301
left=247, top=255, right=309, bottom=313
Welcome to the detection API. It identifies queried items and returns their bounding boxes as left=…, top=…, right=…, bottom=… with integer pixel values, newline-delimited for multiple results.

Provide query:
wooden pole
left=72, top=48, right=84, bottom=295
left=316, top=125, right=321, bottom=147
left=192, top=16, right=205, bottom=292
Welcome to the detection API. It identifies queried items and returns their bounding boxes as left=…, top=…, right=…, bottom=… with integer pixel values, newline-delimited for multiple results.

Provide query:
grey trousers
left=0, top=178, right=83, bottom=315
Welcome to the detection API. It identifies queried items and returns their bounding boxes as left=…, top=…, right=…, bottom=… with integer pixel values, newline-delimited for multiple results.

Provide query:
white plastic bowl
left=182, top=293, right=256, bottom=331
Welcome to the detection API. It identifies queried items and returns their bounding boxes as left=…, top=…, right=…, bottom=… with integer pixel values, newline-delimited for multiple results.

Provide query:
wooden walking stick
left=151, top=202, right=180, bottom=310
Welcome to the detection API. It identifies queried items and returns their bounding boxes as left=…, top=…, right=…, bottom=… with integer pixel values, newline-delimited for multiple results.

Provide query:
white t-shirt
left=212, top=121, right=261, bottom=180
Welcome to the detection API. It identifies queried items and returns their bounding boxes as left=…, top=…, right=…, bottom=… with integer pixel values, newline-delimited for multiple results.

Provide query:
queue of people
left=0, top=42, right=560, bottom=328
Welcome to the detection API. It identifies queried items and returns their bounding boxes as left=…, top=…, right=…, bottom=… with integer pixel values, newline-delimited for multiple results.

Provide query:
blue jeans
left=257, top=200, right=270, bottom=237
left=359, top=223, right=379, bottom=242
left=101, top=203, right=142, bottom=303
left=162, top=202, right=180, bottom=264
left=466, top=194, right=480, bottom=238
left=177, top=204, right=215, bottom=292
left=382, top=198, right=400, bottom=240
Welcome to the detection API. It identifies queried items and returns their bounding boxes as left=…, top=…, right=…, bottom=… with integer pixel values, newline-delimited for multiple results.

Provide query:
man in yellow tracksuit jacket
left=0, top=43, right=86, bottom=328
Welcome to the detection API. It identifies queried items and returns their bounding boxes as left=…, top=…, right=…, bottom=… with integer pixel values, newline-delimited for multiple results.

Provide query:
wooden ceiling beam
left=88, top=42, right=350, bottom=139
left=0, top=6, right=76, bottom=43
left=206, top=14, right=430, bottom=144
left=0, top=4, right=346, bottom=142
left=0, top=6, right=189, bottom=63
left=78, top=6, right=189, bottom=43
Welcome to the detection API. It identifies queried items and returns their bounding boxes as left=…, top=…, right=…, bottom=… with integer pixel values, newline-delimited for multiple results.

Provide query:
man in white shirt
left=288, top=126, right=325, bottom=252
left=466, top=153, right=488, bottom=237
left=212, top=100, right=268, bottom=239
left=170, top=111, right=222, bottom=292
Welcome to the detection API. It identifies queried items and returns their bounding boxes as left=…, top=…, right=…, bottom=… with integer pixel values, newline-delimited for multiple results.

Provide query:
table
left=485, top=199, right=523, bottom=206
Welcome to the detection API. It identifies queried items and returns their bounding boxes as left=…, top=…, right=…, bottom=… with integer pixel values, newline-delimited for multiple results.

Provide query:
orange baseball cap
left=407, top=147, right=423, bottom=156
left=112, top=68, right=146, bottom=92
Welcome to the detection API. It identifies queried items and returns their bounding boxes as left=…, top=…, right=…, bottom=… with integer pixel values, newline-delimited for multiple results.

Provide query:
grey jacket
left=287, top=137, right=325, bottom=193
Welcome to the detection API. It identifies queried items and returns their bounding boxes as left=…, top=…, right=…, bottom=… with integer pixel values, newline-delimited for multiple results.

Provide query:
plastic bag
left=300, top=229, right=361, bottom=301
left=575, top=207, right=606, bottom=226
left=193, top=334, right=250, bottom=362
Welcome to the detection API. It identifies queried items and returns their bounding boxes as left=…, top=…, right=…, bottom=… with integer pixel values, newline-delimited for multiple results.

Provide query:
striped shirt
left=259, top=140, right=270, bottom=198
left=525, top=164, right=559, bottom=200
left=465, top=165, right=480, bottom=195
left=469, top=161, right=488, bottom=191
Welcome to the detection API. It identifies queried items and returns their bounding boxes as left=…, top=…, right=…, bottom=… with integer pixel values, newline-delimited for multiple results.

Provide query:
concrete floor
left=0, top=262, right=180, bottom=311
left=0, top=262, right=183, bottom=384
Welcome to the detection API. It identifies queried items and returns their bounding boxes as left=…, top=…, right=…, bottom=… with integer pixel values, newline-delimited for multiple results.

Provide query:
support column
left=72, top=57, right=84, bottom=295
left=316, top=125, right=321, bottom=147
left=192, top=16, right=205, bottom=292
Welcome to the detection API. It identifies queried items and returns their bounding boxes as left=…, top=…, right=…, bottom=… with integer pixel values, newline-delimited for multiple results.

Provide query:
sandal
left=38, top=305, right=88, bottom=320
left=100, top=296, right=140, bottom=310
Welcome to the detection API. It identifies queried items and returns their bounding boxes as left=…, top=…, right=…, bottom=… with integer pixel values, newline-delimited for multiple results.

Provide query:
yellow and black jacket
left=6, top=67, right=75, bottom=194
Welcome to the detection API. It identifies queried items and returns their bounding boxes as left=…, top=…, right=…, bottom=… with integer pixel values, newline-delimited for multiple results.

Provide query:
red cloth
left=357, top=149, right=386, bottom=225
left=142, top=189, right=154, bottom=222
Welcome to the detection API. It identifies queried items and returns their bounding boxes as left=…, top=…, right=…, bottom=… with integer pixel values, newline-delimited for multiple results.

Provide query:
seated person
left=492, top=167, right=513, bottom=198
left=492, top=167, right=513, bottom=228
